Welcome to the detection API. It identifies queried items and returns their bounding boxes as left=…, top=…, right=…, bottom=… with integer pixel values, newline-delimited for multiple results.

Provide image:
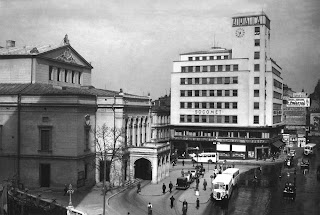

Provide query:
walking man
left=169, top=181, right=173, bottom=193
left=147, top=202, right=152, bottom=215
left=203, top=179, right=207, bottom=191
left=170, top=195, right=175, bottom=208
left=162, top=183, right=166, bottom=194
left=181, top=169, right=184, bottom=177
left=182, top=199, right=188, bottom=214
left=196, top=198, right=200, bottom=209
left=182, top=159, right=185, bottom=166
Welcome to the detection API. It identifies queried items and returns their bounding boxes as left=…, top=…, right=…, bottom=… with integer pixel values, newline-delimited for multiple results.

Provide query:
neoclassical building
left=0, top=36, right=170, bottom=188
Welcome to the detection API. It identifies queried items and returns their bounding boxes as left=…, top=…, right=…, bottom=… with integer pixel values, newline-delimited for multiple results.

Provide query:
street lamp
left=67, top=184, right=74, bottom=209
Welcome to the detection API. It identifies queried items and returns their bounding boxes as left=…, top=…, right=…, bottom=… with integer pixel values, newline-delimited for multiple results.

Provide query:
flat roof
left=212, top=174, right=232, bottom=183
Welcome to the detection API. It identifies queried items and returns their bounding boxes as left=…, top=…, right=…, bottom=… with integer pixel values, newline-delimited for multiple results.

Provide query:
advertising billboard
left=287, top=98, right=310, bottom=107
left=310, top=113, right=320, bottom=136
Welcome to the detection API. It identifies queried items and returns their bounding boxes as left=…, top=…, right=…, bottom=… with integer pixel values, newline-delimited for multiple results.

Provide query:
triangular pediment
left=38, top=45, right=93, bottom=68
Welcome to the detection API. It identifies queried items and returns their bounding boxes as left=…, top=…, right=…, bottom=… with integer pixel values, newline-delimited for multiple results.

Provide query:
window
left=202, top=78, right=207, bottom=84
left=180, top=78, right=185, bottom=85
left=201, top=115, right=207, bottom=123
left=188, top=57, right=193, bottom=61
left=209, top=102, right=214, bottom=108
left=209, top=77, right=215, bottom=84
left=187, top=115, right=192, bottom=122
left=181, top=67, right=186, bottom=73
left=225, top=102, right=230, bottom=109
left=254, top=52, right=260, bottom=59
left=49, top=66, right=53, bottom=80
left=226, top=65, right=230, bottom=71
left=254, top=77, right=260, bottom=84
left=196, top=66, right=200, bottom=72
left=224, top=116, right=230, bottom=123
left=254, top=64, right=260, bottom=71
left=78, top=72, right=82, bottom=84
left=180, top=90, right=185, bottom=97
left=187, top=102, right=192, bottom=108
left=254, top=90, right=259, bottom=97
left=84, top=163, right=89, bottom=179
left=254, top=116, right=259, bottom=124
left=254, top=102, right=259, bottom=109
left=210, top=66, right=215, bottom=72
left=180, top=115, right=185, bottom=122
left=180, top=102, right=185, bottom=109
left=202, top=66, right=208, bottom=72
left=218, top=65, right=223, bottom=71
left=72, top=71, right=75, bottom=83
left=202, top=90, right=207, bottom=97
left=225, top=77, right=230, bottom=84
left=209, top=115, right=215, bottom=123
left=217, top=56, right=221, bottom=60
left=217, top=102, right=222, bottom=109
left=195, top=78, right=199, bottom=84
left=210, top=90, right=214, bottom=96
left=187, top=78, right=192, bottom=84
left=65, top=70, right=68, bottom=82
left=225, top=90, right=230, bottom=97
left=254, top=39, right=260, bottom=46
left=233, top=90, right=238, bottom=97
left=217, top=90, right=222, bottom=96
left=255, top=27, right=260, bottom=35
left=195, top=90, right=200, bottom=97
left=195, top=57, right=200, bottom=60
left=202, top=102, right=207, bottom=109
left=232, top=102, right=237, bottom=109
left=202, top=57, right=207, bottom=60
left=209, top=56, right=214, bottom=60
left=188, top=66, right=193, bottom=72
left=224, top=55, right=229, bottom=59
left=232, top=77, right=238, bottom=84
left=85, top=126, right=90, bottom=150
left=233, top=65, right=238, bottom=71
left=195, top=102, right=200, bottom=108
left=39, top=127, right=52, bottom=151
left=187, top=90, right=192, bottom=97
left=194, top=115, right=200, bottom=123
left=232, top=116, right=238, bottom=123
left=216, top=116, right=222, bottom=123
left=217, top=77, right=222, bottom=84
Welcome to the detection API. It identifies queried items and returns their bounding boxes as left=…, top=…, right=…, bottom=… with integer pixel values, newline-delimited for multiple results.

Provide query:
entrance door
left=40, top=164, right=50, bottom=187
left=134, top=158, right=152, bottom=180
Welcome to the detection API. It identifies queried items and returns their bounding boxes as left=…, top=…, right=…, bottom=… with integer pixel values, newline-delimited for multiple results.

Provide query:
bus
left=304, top=143, right=317, bottom=156
left=222, top=168, right=240, bottom=187
left=192, top=152, right=219, bottom=163
left=211, top=174, right=233, bottom=201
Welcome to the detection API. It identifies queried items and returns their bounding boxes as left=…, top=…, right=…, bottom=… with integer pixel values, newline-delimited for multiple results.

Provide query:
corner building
left=171, top=12, right=284, bottom=160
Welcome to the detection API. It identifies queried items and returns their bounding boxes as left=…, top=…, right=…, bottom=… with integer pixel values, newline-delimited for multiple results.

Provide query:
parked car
left=283, top=182, right=296, bottom=200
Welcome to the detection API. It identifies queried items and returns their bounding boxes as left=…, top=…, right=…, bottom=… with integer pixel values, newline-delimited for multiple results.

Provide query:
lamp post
left=67, top=184, right=74, bottom=209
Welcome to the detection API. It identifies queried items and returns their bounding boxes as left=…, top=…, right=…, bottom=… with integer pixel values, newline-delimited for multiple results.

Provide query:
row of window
left=181, top=64, right=238, bottom=73
left=180, top=115, right=238, bottom=124
left=273, top=91, right=282, bottom=100
left=187, top=55, right=230, bottom=61
left=49, top=66, right=82, bottom=85
left=180, top=77, right=238, bottom=85
left=180, top=89, right=238, bottom=97
left=180, top=102, right=238, bottom=109
left=273, top=79, right=283, bottom=89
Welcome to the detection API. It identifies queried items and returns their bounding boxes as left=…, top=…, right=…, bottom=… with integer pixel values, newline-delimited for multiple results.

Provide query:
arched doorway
left=135, top=158, right=152, bottom=180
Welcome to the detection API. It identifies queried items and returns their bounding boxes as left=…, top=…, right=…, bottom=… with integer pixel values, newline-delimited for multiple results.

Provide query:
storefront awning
left=272, top=140, right=285, bottom=148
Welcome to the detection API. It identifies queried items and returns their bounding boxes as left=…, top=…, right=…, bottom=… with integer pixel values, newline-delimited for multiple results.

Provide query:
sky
left=0, top=0, right=319, bottom=99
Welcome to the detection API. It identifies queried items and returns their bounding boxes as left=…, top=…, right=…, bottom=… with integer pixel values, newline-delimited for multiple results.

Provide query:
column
left=142, top=117, right=146, bottom=143
left=137, top=117, right=141, bottom=146
left=132, top=118, right=136, bottom=146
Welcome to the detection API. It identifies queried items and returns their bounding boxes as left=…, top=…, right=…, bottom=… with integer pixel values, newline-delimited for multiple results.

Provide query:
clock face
left=235, top=28, right=245, bottom=38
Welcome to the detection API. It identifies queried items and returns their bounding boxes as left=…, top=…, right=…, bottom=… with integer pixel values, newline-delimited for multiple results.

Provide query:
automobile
left=283, top=182, right=296, bottom=200
left=195, top=165, right=205, bottom=176
left=190, top=170, right=197, bottom=179
left=176, top=177, right=190, bottom=190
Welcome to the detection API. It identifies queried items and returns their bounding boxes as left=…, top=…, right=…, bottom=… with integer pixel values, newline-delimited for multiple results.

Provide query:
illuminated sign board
left=287, top=98, right=310, bottom=107
left=232, top=15, right=270, bottom=29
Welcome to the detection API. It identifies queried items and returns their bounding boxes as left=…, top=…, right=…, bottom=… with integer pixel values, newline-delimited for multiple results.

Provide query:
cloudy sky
left=0, top=0, right=319, bottom=99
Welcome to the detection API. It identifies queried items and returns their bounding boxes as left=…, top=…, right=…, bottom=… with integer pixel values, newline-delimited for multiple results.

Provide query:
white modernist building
left=171, top=12, right=284, bottom=160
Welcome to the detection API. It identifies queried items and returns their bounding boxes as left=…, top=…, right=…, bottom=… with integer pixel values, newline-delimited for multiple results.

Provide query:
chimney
left=6, top=40, right=16, bottom=48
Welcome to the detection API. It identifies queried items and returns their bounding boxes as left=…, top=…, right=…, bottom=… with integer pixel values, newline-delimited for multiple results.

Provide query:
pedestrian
left=182, top=199, right=188, bottom=212
left=147, top=202, right=152, bottom=215
left=203, top=179, right=207, bottom=191
left=137, top=181, right=141, bottom=193
left=169, top=181, right=173, bottom=193
left=181, top=169, right=184, bottom=177
left=162, top=183, right=166, bottom=194
left=170, top=195, right=175, bottom=208
left=182, top=160, right=185, bottom=166
left=196, top=198, right=200, bottom=209
left=63, top=184, right=68, bottom=196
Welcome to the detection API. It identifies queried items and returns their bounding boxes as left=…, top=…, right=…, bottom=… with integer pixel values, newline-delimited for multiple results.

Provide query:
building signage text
left=287, top=98, right=310, bottom=107
left=194, top=109, right=222, bottom=115
left=232, top=15, right=268, bottom=27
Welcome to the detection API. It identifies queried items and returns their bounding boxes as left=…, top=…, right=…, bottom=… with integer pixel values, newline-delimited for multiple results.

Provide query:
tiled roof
left=0, top=44, right=64, bottom=56
left=0, top=83, right=150, bottom=100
